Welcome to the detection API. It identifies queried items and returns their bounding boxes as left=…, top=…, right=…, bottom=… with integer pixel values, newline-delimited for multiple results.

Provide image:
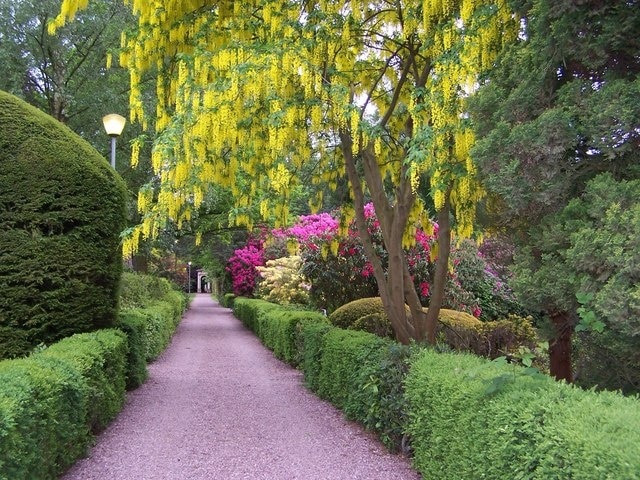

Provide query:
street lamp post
left=102, top=114, right=126, bottom=169
left=188, top=261, right=192, bottom=294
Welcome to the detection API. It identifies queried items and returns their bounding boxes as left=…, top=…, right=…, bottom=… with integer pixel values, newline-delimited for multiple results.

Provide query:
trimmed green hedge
left=41, top=330, right=128, bottom=432
left=0, top=273, right=187, bottom=479
left=233, top=298, right=326, bottom=366
left=119, top=272, right=183, bottom=310
left=315, top=328, right=388, bottom=408
left=233, top=297, right=640, bottom=474
left=0, top=91, right=128, bottom=360
left=115, top=311, right=148, bottom=390
left=299, top=321, right=414, bottom=451
left=233, top=298, right=413, bottom=451
left=221, top=293, right=236, bottom=308
left=116, top=273, right=188, bottom=385
left=405, top=349, right=640, bottom=479
left=299, top=321, right=334, bottom=392
left=0, top=329, right=127, bottom=479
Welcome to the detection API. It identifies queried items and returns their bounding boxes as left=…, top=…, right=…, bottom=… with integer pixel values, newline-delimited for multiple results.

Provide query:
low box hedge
left=118, top=279, right=187, bottom=366
left=235, top=297, right=640, bottom=474
left=299, top=321, right=335, bottom=392
left=40, top=329, right=128, bottom=433
left=405, top=349, right=640, bottom=479
left=233, top=298, right=327, bottom=366
left=233, top=297, right=415, bottom=452
left=0, top=329, right=127, bottom=479
left=221, top=293, right=236, bottom=308
left=315, top=328, right=388, bottom=409
left=115, top=311, right=149, bottom=389
left=233, top=298, right=280, bottom=335
left=299, top=322, right=415, bottom=452
left=0, top=273, right=188, bottom=479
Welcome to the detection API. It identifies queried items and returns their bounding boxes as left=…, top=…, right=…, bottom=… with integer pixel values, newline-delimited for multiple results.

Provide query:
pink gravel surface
left=61, top=294, right=422, bottom=480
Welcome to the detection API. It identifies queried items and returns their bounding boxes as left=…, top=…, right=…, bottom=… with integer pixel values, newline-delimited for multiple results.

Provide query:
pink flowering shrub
left=225, top=237, right=265, bottom=296
left=278, top=212, right=338, bottom=242
left=226, top=205, right=486, bottom=317
left=294, top=204, right=470, bottom=314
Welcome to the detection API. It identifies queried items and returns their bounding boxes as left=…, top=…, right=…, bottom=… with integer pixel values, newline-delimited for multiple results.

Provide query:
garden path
left=61, top=293, right=421, bottom=480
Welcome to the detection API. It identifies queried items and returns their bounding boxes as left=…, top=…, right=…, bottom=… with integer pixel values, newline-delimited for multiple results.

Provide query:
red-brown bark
left=549, top=312, right=574, bottom=382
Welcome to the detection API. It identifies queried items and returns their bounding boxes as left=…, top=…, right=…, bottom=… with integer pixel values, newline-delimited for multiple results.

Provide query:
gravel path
left=61, top=294, right=421, bottom=480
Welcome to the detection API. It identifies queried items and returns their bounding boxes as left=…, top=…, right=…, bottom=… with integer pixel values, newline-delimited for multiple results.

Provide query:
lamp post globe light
left=102, top=113, right=126, bottom=169
left=188, top=261, right=192, bottom=294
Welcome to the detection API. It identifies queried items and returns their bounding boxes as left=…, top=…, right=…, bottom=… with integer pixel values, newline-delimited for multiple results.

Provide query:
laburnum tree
left=51, top=0, right=517, bottom=344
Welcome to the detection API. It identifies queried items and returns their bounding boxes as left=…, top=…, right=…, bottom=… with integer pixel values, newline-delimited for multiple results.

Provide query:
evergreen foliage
left=115, top=310, right=148, bottom=390
left=469, top=0, right=640, bottom=382
left=0, top=91, right=128, bottom=360
left=514, top=174, right=640, bottom=392
left=451, top=239, right=527, bottom=320
left=221, top=293, right=236, bottom=308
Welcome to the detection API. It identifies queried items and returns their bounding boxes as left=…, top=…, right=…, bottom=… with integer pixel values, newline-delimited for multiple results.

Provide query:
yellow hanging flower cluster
left=50, top=0, right=517, bottom=252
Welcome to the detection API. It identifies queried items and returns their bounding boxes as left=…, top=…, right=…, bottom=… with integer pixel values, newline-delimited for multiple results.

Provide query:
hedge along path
left=61, top=294, right=420, bottom=480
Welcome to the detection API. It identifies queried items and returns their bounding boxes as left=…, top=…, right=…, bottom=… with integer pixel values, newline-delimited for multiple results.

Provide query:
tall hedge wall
left=0, top=91, right=128, bottom=359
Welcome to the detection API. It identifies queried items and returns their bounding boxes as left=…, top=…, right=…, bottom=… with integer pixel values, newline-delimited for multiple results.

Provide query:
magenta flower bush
left=276, top=212, right=339, bottom=242
left=226, top=237, right=265, bottom=296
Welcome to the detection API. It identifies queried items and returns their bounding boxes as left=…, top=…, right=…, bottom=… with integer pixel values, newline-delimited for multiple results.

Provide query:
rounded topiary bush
left=330, top=297, right=537, bottom=358
left=0, top=91, right=128, bottom=359
left=436, top=308, right=483, bottom=330
left=328, top=297, right=388, bottom=329
left=436, top=309, right=538, bottom=359
left=434, top=308, right=484, bottom=351
left=331, top=298, right=475, bottom=340
left=349, top=313, right=395, bottom=338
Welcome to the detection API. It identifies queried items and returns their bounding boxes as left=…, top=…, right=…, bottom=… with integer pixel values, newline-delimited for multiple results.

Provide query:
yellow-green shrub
left=118, top=273, right=188, bottom=368
left=437, top=311, right=538, bottom=358
left=328, top=297, right=388, bottom=329
left=331, top=299, right=536, bottom=359
left=436, top=308, right=484, bottom=329
left=256, top=256, right=310, bottom=305
left=349, top=313, right=394, bottom=338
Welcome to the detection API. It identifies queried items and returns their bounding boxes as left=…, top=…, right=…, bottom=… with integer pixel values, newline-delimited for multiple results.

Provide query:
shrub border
left=233, top=297, right=640, bottom=477
left=0, top=278, right=187, bottom=479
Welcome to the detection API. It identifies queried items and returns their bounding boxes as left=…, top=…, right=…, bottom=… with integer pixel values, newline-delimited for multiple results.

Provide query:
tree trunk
left=549, top=311, right=573, bottom=382
left=132, top=253, right=148, bottom=273
left=424, top=194, right=452, bottom=344
left=341, top=138, right=420, bottom=344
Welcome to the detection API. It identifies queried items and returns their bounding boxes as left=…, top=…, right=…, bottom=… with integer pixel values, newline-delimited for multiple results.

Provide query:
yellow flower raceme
left=50, top=0, right=516, bottom=251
